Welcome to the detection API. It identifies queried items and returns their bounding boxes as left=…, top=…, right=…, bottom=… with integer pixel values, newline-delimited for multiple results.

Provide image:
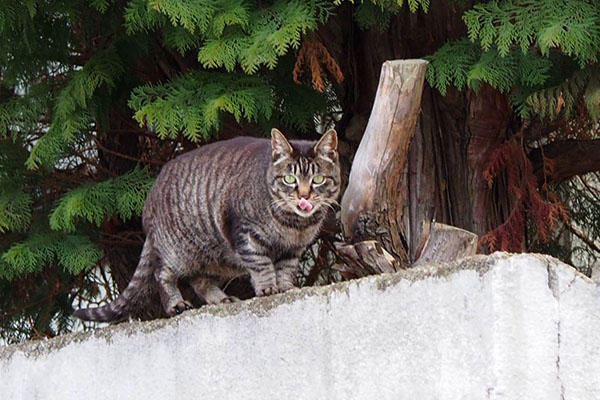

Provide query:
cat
left=74, top=129, right=341, bottom=322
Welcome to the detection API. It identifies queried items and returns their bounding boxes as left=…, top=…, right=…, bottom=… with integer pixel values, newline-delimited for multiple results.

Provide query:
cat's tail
left=73, top=235, right=156, bottom=322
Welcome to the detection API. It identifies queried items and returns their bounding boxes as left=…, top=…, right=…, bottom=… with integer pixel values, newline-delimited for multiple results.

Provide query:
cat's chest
left=241, top=221, right=320, bottom=258
left=271, top=222, right=320, bottom=248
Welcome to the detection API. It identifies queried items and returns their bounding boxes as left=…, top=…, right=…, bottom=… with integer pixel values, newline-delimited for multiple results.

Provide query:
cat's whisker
left=269, top=199, right=283, bottom=207
left=270, top=198, right=289, bottom=212
left=324, top=202, right=337, bottom=212
left=311, top=197, right=339, bottom=213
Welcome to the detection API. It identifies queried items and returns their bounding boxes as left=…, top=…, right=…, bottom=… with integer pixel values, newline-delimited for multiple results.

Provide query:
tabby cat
left=74, top=129, right=341, bottom=322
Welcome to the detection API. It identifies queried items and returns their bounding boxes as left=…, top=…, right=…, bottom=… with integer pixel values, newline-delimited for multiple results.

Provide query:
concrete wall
left=1, top=252, right=599, bottom=399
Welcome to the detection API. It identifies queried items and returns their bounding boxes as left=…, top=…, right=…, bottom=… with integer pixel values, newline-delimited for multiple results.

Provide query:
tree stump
left=337, top=60, right=480, bottom=276
left=412, top=222, right=478, bottom=267
left=340, top=59, right=428, bottom=263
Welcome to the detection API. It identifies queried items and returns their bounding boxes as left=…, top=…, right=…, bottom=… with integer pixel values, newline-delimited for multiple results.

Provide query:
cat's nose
left=298, top=183, right=311, bottom=199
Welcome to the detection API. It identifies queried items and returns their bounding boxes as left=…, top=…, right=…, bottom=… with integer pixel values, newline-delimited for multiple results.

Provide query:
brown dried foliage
left=293, top=33, right=344, bottom=93
left=552, top=103, right=600, bottom=141
left=480, top=140, right=569, bottom=252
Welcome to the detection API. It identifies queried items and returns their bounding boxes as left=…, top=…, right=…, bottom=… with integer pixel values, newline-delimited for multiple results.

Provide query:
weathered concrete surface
left=1, top=252, right=599, bottom=400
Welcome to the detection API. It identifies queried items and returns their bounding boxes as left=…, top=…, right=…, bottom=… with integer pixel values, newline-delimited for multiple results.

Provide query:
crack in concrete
left=547, top=263, right=561, bottom=301
left=547, top=259, right=567, bottom=399
left=556, top=319, right=566, bottom=400
left=547, top=262, right=578, bottom=301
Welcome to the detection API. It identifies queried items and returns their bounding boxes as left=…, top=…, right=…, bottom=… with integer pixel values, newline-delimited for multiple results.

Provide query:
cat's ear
left=313, top=129, right=338, bottom=162
left=271, top=128, right=293, bottom=162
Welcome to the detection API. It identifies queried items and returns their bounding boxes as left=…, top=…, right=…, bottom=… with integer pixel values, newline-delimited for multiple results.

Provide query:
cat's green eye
left=312, top=175, right=325, bottom=184
left=283, top=174, right=296, bottom=184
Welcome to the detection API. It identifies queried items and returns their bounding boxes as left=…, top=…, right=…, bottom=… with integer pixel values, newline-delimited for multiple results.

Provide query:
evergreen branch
left=0, top=186, right=33, bottom=233
left=339, top=0, right=429, bottom=31
left=0, top=1, right=72, bottom=86
left=0, top=84, right=50, bottom=139
left=428, top=40, right=563, bottom=112
left=148, top=0, right=218, bottom=34
left=210, top=0, right=250, bottom=36
left=128, top=0, right=334, bottom=73
left=198, top=0, right=332, bottom=73
left=526, top=66, right=592, bottom=119
left=426, top=39, right=482, bottom=95
left=463, top=0, right=600, bottom=65
left=54, top=235, right=103, bottom=275
left=90, top=0, right=115, bottom=13
left=26, top=111, right=94, bottom=170
left=25, top=48, right=124, bottom=169
left=0, top=1, right=27, bottom=32
left=129, top=71, right=274, bottom=140
left=124, top=0, right=165, bottom=34
left=163, top=25, right=203, bottom=54
left=197, top=28, right=248, bottom=72
left=240, top=0, right=319, bottom=73
left=467, top=47, right=517, bottom=92
left=0, top=232, right=101, bottom=279
left=50, top=169, right=154, bottom=232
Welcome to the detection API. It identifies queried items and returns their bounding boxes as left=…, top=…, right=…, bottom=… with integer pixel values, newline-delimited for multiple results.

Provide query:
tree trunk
left=324, top=3, right=514, bottom=259
left=340, top=60, right=428, bottom=264
left=337, top=58, right=481, bottom=273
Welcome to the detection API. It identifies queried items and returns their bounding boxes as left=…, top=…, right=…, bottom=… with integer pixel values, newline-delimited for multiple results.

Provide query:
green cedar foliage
left=1, top=232, right=101, bottom=279
left=426, top=0, right=600, bottom=119
left=1, top=0, right=599, bottom=342
left=129, top=72, right=274, bottom=140
left=0, top=0, right=343, bottom=342
left=347, top=0, right=430, bottom=31
left=27, top=49, right=125, bottom=169
left=0, top=185, right=33, bottom=234
left=125, top=0, right=334, bottom=73
left=50, top=169, right=155, bottom=232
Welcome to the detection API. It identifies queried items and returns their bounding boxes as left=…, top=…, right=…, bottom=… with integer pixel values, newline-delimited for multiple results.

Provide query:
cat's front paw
left=278, top=283, right=297, bottom=292
left=220, top=296, right=239, bottom=303
left=167, top=300, right=194, bottom=317
left=256, top=286, right=281, bottom=297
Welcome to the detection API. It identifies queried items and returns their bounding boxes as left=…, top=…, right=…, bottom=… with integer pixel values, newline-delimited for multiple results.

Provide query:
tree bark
left=530, top=139, right=600, bottom=184
left=323, top=4, right=514, bottom=260
left=465, top=85, right=513, bottom=235
left=340, top=60, right=428, bottom=264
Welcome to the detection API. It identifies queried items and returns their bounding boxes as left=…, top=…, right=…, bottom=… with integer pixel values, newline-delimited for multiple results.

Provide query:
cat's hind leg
left=190, top=276, right=238, bottom=304
left=154, top=266, right=192, bottom=316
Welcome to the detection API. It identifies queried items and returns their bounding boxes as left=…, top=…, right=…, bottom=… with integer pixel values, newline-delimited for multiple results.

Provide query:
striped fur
left=74, top=129, right=341, bottom=322
left=73, top=236, right=157, bottom=322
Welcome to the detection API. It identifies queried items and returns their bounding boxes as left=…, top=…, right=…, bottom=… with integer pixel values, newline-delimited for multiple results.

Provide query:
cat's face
left=268, top=129, right=341, bottom=218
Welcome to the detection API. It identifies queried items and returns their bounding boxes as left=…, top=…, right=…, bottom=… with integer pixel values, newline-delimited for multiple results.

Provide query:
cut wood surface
left=340, top=59, right=428, bottom=264
left=333, top=240, right=401, bottom=279
left=412, top=222, right=478, bottom=267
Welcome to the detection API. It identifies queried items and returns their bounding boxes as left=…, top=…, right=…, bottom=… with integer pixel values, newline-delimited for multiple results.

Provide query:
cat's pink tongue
left=298, top=198, right=314, bottom=211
